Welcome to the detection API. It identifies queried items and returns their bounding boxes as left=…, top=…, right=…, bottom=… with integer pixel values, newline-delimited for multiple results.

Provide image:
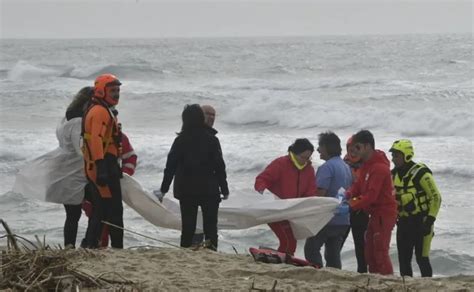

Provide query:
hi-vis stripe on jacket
left=82, top=102, right=119, bottom=198
left=121, top=133, right=137, bottom=176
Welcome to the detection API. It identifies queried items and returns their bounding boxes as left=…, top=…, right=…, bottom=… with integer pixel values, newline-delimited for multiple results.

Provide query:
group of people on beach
left=17, top=73, right=442, bottom=278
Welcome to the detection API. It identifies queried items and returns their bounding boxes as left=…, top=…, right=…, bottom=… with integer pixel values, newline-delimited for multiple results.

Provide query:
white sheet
left=121, top=175, right=339, bottom=239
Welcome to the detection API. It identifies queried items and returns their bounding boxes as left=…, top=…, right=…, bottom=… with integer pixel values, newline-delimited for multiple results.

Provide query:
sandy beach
left=70, top=247, right=474, bottom=291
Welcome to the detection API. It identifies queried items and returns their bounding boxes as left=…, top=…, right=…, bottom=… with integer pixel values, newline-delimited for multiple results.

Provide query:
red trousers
left=268, top=220, right=296, bottom=255
left=365, top=212, right=397, bottom=275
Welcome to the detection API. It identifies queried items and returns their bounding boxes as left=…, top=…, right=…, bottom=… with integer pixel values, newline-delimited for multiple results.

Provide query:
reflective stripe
left=123, top=163, right=136, bottom=170
left=122, top=150, right=136, bottom=160
left=82, top=132, right=114, bottom=145
left=393, top=163, right=430, bottom=217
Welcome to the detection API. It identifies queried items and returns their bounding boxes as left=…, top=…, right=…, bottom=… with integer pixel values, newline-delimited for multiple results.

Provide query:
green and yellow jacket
left=391, top=161, right=442, bottom=218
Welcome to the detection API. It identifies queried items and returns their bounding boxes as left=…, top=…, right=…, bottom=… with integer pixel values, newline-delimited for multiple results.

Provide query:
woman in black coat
left=159, top=104, right=229, bottom=250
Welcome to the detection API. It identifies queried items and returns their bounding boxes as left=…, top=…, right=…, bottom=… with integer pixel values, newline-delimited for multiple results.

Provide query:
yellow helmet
left=389, top=139, right=414, bottom=162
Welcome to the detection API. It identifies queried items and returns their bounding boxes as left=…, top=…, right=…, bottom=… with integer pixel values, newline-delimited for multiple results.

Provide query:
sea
left=0, top=34, right=472, bottom=276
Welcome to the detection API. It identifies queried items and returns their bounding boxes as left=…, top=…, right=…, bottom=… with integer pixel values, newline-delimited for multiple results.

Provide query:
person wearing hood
left=345, top=130, right=397, bottom=275
left=13, top=87, right=91, bottom=248
left=58, top=87, right=91, bottom=247
left=255, top=138, right=317, bottom=255
left=390, top=139, right=441, bottom=277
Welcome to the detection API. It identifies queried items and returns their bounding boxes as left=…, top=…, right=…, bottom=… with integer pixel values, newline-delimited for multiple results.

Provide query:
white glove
left=153, top=190, right=165, bottom=202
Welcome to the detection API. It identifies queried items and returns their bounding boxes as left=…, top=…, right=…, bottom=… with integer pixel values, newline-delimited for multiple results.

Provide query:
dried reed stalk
left=0, top=219, right=140, bottom=290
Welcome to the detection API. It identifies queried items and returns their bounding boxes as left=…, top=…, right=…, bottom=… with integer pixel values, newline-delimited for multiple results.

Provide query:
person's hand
left=153, top=190, right=165, bottom=202
left=221, top=194, right=229, bottom=200
left=334, top=201, right=350, bottom=215
left=422, top=216, right=435, bottom=236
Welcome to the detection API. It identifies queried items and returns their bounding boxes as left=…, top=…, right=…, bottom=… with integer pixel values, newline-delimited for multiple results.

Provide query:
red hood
left=365, top=149, right=390, bottom=168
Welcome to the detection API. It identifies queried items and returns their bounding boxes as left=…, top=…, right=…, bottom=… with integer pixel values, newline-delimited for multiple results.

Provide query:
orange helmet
left=94, top=74, right=121, bottom=105
left=344, top=135, right=361, bottom=164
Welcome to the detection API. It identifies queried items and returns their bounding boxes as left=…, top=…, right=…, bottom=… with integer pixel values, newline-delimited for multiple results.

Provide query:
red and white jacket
left=121, top=133, right=137, bottom=176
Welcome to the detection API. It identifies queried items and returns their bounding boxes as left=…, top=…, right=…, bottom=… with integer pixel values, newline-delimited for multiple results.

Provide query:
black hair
left=288, top=138, right=314, bottom=154
left=352, top=130, right=375, bottom=149
left=318, top=131, right=342, bottom=157
left=66, top=86, right=93, bottom=120
left=179, top=104, right=205, bottom=135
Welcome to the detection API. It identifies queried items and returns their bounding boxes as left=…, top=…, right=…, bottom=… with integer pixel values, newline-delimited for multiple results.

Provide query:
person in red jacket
left=343, top=135, right=369, bottom=273
left=345, top=130, right=397, bottom=275
left=120, top=132, right=138, bottom=176
left=255, top=138, right=317, bottom=255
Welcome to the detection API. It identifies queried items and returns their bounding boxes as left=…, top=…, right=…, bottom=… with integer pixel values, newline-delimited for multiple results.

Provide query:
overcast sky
left=1, top=0, right=472, bottom=38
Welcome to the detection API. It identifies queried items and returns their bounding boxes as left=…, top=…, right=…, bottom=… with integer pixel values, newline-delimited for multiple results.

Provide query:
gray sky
left=1, top=0, right=472, bottom=38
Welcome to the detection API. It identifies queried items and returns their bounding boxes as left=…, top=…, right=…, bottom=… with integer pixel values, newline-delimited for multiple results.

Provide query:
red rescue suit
left=255, top=155, right=317, bottom=255
left=346, top=150, right=397, bottom=275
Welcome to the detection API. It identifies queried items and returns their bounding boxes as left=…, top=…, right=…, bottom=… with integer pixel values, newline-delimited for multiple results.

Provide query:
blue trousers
left=304, top=225, right=349, bottom=268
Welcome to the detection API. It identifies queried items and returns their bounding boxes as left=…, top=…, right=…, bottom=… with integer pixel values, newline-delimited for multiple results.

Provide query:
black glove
left=422, top=216, right=435, bottom=236
left=95, top=159, right=109, bottom=187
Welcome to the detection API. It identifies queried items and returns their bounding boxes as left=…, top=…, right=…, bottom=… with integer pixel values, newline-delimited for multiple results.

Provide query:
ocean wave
left=7, top=60, right=63, bottom=80
left=430, top=249, right=474, bottom=276
left=446, top=59, right=470, bottom=64
left=0, top=151, right=24, bottom=163
left=265, top=64, right=296, bottom=75
left=434, top=166, right=474, bottom=180
left=5, top=61, right=164, bottom=82
left=222, top=95, right=472, bottom=137
left=319, top=79, right=385, bottom=89
left=63, top=64, right=164, bottom=80
left=0, top=69, right=9, bottom=80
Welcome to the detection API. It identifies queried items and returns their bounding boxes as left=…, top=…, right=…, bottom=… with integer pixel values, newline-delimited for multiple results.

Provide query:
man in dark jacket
left=346, top=130, right=397, bottom=275
left=191, top=105, right=223, bottom=245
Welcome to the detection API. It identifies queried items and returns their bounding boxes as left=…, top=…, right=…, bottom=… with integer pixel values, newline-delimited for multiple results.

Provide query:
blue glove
left=153, top=190, right=165, bottom=202
left=334, top=201, right=350, bottom=215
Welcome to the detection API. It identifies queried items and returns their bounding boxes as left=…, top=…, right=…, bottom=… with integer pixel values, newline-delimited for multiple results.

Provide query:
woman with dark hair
left=14, top=86, right=93, bottom=248
left=254, top=138, right=317, bottom=255
left=159, top=104, right=229, bottom=250
left=60, top=86, right=93, bottom=248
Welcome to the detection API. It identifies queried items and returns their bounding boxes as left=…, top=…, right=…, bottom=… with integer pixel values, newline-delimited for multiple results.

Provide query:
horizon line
left=1, top=32, right=470, bottom=41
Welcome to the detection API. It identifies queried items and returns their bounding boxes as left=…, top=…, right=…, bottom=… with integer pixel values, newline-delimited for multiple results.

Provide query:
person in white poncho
left=13, top=87, right=92, bottom=248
